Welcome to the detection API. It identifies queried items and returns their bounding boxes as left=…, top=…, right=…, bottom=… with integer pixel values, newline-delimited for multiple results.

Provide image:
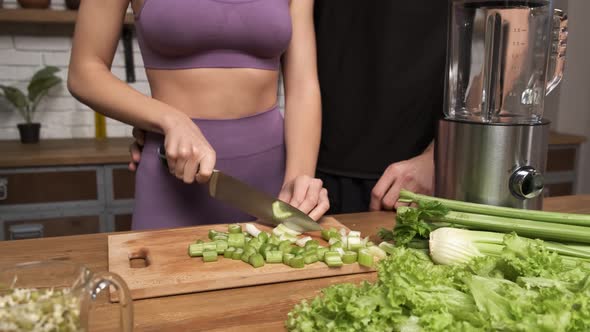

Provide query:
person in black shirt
left=313, top=1, right=448, bottom=213
left=128, top=1, right=448, bottom=215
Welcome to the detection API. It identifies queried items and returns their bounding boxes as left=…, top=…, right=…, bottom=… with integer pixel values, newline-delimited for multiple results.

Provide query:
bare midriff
left=146, top=68, right=280, bottom=119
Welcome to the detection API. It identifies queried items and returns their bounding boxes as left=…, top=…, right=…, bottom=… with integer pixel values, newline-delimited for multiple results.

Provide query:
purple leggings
left=132, top=106, right=286, bottom=230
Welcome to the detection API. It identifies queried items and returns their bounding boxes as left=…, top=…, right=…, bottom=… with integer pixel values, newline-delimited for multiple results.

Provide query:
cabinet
left=544, top=131, right=587, bottom=197
left=0, top=138, right=134, bottom=240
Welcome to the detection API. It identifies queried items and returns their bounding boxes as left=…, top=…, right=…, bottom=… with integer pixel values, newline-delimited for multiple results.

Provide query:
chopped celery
left=305, top=240, right=320, bottom=250
left=348, top=231, right=361, bottom=238
left=324, top=251, right=340, bottom=262
left=275, top=223, right=302, bottom=237
left=261, top=248, right=272, bottom=260
left=228, top=233, right=245, bottom=248
left=283, top=253, right=295, bottom=265
left=342, top=251, right=358, bottom=264
left=317, top=247, right=329, bottom=261
left=347, top=237, right=362, bottom=251
left=290, top=256, right=305, bottom=268
left=228, top=224, right=242, bottom=234
left=232, top=248, right=244, bottom=260
left=212, top=234, right=228, bottom=242
left=329, top=229, right=341, bottom=241
left=203, top=250, right=218, bottom=262
left=241, top=251, right=253, bottom=264
left=257, top=232, right=269, bottom=243
left=215, top=240, right=228, bottom=254
left=341, top=236, right=348, bottom=249
left=224, top=247, right=236, bottom=258
left=279, top=240, right=293, bottom=253
left=243, top=246, right=257, bottom=257
left=321, top=229, right=331, bottom=241
left=248, top=238, right=262, bottom=251
left=196, top=239, right=204, bottom=244
left=304, top=253, right=319, bottom=265
left=245, top=223, right=262, bottom=237
left=188, top=243, right=204, bottom=257
left=281, top=233, right=299, bottom=243
left=208, top=229, right=219, bottom=240
left=268, top=235, right=281, bottom=246
left=324, top=252, right=343, bottom=267
left=339, top=228, right=348, bottom=238
left=266, top=250, right=283, bottom=263
left=259, top=243, right=270, bottom=255
left=358, top=249, right=374, bottom=268
left=249, top=254, right=265, bottom=268
left=335, top=248, right=346, bottom=257
left=204, top=242, right=217, bottom=252
left=291, top=247, right=305, bottom=255
left=328, top=238, right=341, bottom=246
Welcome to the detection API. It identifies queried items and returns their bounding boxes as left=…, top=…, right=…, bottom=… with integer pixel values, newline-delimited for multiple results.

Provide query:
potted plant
left=0, top=66, right=62, bottom=144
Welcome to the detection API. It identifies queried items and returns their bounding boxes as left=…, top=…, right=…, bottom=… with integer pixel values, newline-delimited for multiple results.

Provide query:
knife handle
left=157, top=145, right=169, bottom=168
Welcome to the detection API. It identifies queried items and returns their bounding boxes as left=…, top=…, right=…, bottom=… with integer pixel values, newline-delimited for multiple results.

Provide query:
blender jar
left=445, top=0, right=568, bottom=124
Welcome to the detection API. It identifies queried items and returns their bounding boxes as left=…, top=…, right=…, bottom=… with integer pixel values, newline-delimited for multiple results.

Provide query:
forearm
left=283, top=86, right=321, bottom=183
left=68, top=64, right=185, bottom=134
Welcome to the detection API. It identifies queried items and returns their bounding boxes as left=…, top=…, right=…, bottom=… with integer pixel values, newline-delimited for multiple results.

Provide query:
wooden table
left=1, top=195, right=589, bottom=331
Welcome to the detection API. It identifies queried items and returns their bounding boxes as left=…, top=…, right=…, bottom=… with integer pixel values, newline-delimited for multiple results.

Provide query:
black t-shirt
left=314, top=1, right=448, bottom=179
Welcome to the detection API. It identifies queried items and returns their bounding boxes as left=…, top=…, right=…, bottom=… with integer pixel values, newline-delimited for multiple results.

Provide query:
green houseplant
left=0, top=66, right=62, bottom=144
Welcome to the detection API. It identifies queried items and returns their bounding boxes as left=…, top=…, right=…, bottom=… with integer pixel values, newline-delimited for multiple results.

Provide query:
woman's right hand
left=162, top=113, right=216, bottom=184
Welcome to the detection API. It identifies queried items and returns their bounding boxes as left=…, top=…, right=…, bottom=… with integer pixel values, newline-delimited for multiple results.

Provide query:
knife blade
left=157, top=146, right=322, bottom=232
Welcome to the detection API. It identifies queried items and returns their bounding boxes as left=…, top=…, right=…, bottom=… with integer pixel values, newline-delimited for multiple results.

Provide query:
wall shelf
left=0, top=8, right=134, bottom=25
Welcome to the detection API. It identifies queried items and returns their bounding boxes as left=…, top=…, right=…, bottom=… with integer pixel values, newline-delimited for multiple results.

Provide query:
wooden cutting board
left=108, top=217, right=374, bottom=301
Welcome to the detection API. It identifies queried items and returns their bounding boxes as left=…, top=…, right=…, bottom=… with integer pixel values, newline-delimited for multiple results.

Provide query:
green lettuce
left=286, top=235, right=590, bottom=332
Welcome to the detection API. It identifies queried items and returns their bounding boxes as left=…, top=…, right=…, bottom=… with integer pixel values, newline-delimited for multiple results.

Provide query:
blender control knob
left=509, top=166, right=544, bottom=200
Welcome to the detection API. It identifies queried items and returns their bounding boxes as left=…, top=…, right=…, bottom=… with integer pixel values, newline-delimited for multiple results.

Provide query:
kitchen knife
left=157, top=146, right=322, bottom=232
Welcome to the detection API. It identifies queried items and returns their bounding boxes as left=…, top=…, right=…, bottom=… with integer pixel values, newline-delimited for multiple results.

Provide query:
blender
left=435, top=0, right=568, bottom=209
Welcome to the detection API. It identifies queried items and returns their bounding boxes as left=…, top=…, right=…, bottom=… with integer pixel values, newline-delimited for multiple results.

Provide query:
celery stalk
left=431, top=210, right=590, bottom=244
left=400, top=189, right=590, bottom=227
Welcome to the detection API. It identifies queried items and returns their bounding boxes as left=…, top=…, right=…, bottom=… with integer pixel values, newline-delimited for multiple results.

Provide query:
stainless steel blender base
left=435, top=118, right=550, bottom=210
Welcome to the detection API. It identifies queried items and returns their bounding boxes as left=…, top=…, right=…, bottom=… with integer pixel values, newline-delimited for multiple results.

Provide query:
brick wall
left=0, top=0, right=285, bottom=140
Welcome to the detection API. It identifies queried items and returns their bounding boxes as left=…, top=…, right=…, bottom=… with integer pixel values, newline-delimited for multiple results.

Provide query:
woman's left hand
left=278, top=175, right=330, bottom=221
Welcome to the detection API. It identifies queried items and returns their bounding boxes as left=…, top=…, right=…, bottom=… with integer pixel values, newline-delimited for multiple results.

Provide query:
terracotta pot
left=17, top=0, right=51, bottom=9
left=65, top=0, right=80, bottom=10
left=17, top=123, right=41, bottom=144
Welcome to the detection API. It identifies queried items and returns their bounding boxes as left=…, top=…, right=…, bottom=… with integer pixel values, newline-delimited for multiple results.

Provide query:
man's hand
left=128, top=127, right=145, bottom=172
left=370, top=144, right=434, bottom=211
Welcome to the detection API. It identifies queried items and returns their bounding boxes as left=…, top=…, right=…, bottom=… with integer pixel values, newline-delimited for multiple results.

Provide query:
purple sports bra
left=134, top=0, right=292, bottom=70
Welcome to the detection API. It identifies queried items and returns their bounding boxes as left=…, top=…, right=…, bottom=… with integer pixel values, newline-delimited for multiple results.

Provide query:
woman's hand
left=278, top=175, right=330, bottom=221
left=162, top=113, right=216, bottom=184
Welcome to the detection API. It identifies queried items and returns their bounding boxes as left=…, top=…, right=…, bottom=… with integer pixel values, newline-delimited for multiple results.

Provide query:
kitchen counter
left=0, top=131, right=585, bottom=169
left=0, top=195, right=589, bottom=331
left=0, top=137, right=134, bottom=168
